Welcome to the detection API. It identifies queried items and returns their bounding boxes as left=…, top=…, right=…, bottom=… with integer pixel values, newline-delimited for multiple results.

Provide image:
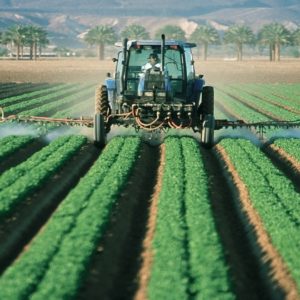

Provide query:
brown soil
left=215, top=144, right=300, bottom=300
left=77, top=143, right=160, bottom=300
left=1, top=59, right=300, bottom=84
left=134, top=144, right=165, bottom=300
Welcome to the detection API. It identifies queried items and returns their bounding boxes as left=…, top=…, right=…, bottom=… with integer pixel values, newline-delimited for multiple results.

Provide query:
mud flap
left=94, top=113, right=106, bottom=147
left=201, top=114, right=215, bottom=148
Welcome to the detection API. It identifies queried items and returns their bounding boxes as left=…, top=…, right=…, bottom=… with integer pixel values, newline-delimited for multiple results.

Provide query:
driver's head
left=148, top=53, right=159, bottom=65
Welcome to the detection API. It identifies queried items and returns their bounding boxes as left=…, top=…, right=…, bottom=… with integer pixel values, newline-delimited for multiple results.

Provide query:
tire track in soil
left=0, top=138, right=47, bottom=174
left=77, top=143, right=160, bottom=300
left=201, top=145, right=271, bottom=300
left=0, top=142, right=100, bottom=274
left=214, top=144, right=299, bottom=300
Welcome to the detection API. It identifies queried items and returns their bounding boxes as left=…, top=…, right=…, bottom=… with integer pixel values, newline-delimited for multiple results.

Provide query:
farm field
left=0, top=59, right=300, bottom=299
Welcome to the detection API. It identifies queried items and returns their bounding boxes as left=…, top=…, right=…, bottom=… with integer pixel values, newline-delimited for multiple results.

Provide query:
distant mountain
left=0, top=0, right=299, bottom=48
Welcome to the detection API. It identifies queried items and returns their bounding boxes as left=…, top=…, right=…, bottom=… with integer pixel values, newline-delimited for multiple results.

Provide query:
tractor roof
left=115, top=39, right=196, bottom=49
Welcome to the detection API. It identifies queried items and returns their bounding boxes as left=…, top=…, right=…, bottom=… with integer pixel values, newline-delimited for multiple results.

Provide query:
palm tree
left=258, top=23, right=291, bottom=61
left=23, top=26, right=49, bottom=60
left=155, top=25, right=186, bottom=40
left=84, top=25, right=117, bottom=60
left=3, top=25, right=26, bottom=60
left=291, top=28, right=300, bottom=48
left=120, top=24, right=149, bottom=40
left=190, top=25, right=219, bottom=60
left=224, top=24, right=255, bottom=61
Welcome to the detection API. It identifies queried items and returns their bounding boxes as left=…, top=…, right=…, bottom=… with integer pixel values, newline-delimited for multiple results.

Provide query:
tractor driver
left=141, top=53, right=161, bottom=73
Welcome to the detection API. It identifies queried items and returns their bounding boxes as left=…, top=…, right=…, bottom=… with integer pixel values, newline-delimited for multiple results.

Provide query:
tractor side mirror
left=112, top=58, right=118, bottom=63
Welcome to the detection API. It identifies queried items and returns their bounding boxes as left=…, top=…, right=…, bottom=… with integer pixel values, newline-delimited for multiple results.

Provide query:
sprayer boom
left=0, top=108, right=93, bottom=127
left=215, top=119, right=300, bottom=130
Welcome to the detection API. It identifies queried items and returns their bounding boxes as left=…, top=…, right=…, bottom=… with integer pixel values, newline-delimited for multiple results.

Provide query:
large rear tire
left=201, top=114, right=215, bottom=148
left=94, top=85, right=109, bottom=147
left=95, top=85, right=110, bottom=115
left=200, top=86, right=214, bottom=115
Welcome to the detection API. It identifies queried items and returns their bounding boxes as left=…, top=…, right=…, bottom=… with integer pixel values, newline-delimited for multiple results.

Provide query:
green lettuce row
left=220, top=138, right=300, bottom=290
left=0, top=83, right=67, bottom=106
left=219, top=85, right=299, bottom=121
left=0, top=135, right=72, bottom=190
left=181, top=137, right=234, bottom=299
left=273, top=138, right=300, bottom=163
left=249, top=83, right=300, bottom=104
left=215, top=88, right=268, bottom=122
left=0, top=135, right=35, bottom=161
left=0, top=83, right=50, bottom=100
left=229, top=84, right=300, bottom=110
left=0, top=135, right=86, bottom=219
left=3, top=84, right=81, bottom=114
left=149, top=136, right=188, bottom=300
left=21, top=85, right=94, bottom=117
left=0, top=136, right=141, bottom=300
left=148, top=136, right=234, bottom=300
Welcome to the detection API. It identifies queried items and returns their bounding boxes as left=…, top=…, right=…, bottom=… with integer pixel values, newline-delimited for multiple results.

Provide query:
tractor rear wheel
left=95, top=85, right=110, bottom=115
left=94, top=85, right=109, bottom=147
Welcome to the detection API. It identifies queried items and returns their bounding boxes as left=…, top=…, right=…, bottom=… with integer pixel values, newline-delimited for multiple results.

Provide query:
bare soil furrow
left=77, top=143, right=160, bottom=300
left=215, top=144, right=300, bottom=300
left=201, top=145, right=270, bottom=299
left=0, top=143, right=100, bottom=274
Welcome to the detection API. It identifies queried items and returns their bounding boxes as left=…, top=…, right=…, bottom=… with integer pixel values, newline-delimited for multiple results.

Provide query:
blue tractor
left=94, top=35, right=215, bottom=147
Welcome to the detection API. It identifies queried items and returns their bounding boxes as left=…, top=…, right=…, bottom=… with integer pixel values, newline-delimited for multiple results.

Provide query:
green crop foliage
left=0, top=136, right=141, bottom=299
left=0, top=135, right=86, bottom=219
left=219, top=138, right=300, bottom=290
left=148, top=136, right=234, bottom=300
left=0, top=135, right=35, bottom=161
left=273, top=138, right=300, bottom=163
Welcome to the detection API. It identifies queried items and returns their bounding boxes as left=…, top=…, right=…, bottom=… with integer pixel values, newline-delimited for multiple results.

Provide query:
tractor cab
left=113, top=38, right=204, bottom=106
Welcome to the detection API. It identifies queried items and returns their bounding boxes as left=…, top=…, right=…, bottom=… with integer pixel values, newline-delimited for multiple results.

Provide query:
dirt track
left=1, top=58, right=300, bottom=84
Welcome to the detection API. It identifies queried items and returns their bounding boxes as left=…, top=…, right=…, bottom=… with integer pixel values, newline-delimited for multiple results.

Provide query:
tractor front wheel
left=94, top=113, right=106, bottom=148
left=201, top=114, right=215, bottom=148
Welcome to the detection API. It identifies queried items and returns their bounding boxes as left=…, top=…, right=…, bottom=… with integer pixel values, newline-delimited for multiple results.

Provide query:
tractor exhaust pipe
left=121, top=38, right=128, bottom=95
left=161, top=34, right=165, bottom=72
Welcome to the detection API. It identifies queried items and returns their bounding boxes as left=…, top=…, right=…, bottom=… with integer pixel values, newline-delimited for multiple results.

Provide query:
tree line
left=0, top=25, right=48, bottom=60
left=1, top=22, right=300, bottom=61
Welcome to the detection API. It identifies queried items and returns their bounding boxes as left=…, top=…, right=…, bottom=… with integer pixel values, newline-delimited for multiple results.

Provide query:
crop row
left=0, top=136, right=141, bottom=299
left=2, top=84, right=90, bottom=115
left=219, top=138, right=300, bottom=291
left=0, top=83, right=66, bottom=106
left=0, top=135, right=35, bottom=161
left=218, top=85, right=299, bottom=121
left=272, top=138, right=300, bottom=163
left=148, top=136, right=234, bottom=300
left=0, top=135, right=86, bottom=220
left=0, top=83, right=50, bottom=100
left=215, top=89, right=268, bottom=121
left=227, top=84, right=300, bottom=111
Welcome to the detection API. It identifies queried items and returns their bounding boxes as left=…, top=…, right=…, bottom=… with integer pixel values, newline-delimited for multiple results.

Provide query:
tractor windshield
left=126, top=45, right=185, bottom=97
